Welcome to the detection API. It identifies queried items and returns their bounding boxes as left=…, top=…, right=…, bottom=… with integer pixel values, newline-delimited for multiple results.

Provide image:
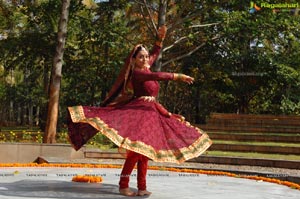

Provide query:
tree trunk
left=153, top=0, right=167, bottom=72
left=17, top=105, right=21, bottom=125
left=194, top=85, right=201, bottom=123
left=35, top=106, right=40, bottom=126
left=43, top=0, right=70, bottom=143
left=9, top=100, right=13, bottom=122
left=237, top=96, right=249, bottom=114
left=22, top=104, right=27, bottom=126
left=39, top=58, right=50, bottom=132
left=28, top=103, right=33, bottom=127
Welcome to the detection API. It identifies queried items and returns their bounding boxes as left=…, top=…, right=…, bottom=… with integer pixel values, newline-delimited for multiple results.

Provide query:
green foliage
left=1, top=0, right=300, bottom=132
left=7, top=131, right=17, bottom=142
left=280, top=96, right=300, bottom=115
left=0, top=129, right=116, bottom=149
left=185, top=1, right=300, bottom=116
left=0, top=130, right=43, bottom=143
left=21, top=130, right=33, bottom=141
left=87, top=133, right=117, bottom=149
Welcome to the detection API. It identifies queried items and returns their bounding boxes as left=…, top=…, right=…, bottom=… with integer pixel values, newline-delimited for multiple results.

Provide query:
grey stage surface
left=0, top=167, right=299, bottom=199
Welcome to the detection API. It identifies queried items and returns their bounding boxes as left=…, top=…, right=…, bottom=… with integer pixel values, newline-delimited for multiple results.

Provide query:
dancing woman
left=67, top=25, right=212, bottom=196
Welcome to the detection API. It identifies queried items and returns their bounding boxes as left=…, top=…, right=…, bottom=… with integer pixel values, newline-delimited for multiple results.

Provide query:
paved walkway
left=0, top=167, right=299, bottom=199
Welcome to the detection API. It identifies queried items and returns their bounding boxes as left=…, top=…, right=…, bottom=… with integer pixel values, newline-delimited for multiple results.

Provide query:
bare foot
left=119, top=188, right=137, bottom=197
left=137, top=190, right=152, bottom=196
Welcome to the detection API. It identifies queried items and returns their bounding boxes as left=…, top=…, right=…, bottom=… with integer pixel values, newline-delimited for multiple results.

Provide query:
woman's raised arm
left=149, top=25, right=167, bottom=66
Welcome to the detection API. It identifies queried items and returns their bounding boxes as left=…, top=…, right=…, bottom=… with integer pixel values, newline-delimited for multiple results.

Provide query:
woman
left=67, top=26, right=212, bottom=196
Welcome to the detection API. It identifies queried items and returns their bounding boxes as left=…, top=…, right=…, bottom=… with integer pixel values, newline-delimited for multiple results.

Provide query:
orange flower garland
left=72, top=175, right=103, bottom=183
left=0, top=163, right=299, bottom=190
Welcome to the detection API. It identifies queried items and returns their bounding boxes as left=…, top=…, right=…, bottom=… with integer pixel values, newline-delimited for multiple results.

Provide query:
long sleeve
left=132, top=69, right=174, bottom=97
left=133, top=69, right=174, bottom=82
left=149, top=44, right=161, bottom=66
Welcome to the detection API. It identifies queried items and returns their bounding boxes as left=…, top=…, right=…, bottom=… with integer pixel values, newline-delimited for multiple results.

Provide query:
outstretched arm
left=133, top=69, right=194, bottom=84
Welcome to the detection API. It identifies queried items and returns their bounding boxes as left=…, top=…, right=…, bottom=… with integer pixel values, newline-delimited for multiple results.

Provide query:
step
left=192, top=155, right=300, bottom=169
left=209, top=143, right=300, bottom=155
left=207, top=118, right=300, bottom=126
left=198, top=125, right=300, bottom=134
left=85, top=150, right=125, bottom=159
left=209, top=113, right=300, bottom=121
left=84, top=151, right=300, bottom=169
left=208, top=132, right=300, bottom=143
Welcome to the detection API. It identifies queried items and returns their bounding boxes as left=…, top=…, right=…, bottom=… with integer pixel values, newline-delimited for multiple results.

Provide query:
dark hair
left=132, top=45, right=148, bottom=58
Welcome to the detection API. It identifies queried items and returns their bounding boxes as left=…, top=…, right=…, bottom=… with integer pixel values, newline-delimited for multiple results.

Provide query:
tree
left=43, top=0, right=70, bottom=143
left=1, top=0, right=300, bottom=133
left=0, top=0, right=61, bottom=128
left=188, top=1, right=300, bottom=116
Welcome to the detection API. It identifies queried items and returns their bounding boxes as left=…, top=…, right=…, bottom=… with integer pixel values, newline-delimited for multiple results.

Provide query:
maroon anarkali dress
left=67, top=45, right=212, bottom=164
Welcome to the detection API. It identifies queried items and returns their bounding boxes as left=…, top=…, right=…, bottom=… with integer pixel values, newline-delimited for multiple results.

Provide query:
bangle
left=174, top=73, right=184, bottom=81
left=157, top=36, right=165, bottom=41
left=155, top=40, right=163, bottom=47
left=173, top=73, right=178, bottom=80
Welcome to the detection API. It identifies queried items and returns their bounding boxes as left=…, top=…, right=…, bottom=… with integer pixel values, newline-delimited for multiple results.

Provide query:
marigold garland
left=0, top=163, right=299, bottom=190
left=72, top=175, right=103, bottom=183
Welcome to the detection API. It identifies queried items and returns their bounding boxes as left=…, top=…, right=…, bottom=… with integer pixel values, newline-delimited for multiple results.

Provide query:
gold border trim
left=68, top=106, right=212, bottom=164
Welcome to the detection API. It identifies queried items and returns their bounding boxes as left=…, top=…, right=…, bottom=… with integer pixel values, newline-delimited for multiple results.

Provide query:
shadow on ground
left=0, top=180, right=144, bottom=199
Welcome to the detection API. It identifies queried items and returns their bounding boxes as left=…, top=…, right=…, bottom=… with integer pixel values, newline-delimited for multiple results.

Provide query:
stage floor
left=0, top=167, right=299, bottom=199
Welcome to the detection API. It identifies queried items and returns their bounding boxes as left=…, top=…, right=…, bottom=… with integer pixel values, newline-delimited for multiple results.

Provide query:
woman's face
left=134, top=48, right=150, bottom=69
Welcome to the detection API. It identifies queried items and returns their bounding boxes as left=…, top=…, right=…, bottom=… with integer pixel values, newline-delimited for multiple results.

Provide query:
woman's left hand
left=157, top=25, right=167, bottom=41
left=182, top=75, right=194, bottom=84
left=174, top=73, right=194, bottom=84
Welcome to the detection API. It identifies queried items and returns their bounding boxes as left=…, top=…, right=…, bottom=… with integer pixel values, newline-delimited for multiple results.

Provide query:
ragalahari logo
left=249, top=1, right=261, bottom=13
left=249, top=2, right=300, bottom=14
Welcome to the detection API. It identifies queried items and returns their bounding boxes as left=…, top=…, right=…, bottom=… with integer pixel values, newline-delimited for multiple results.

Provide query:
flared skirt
left=67, top=98, right=212, bottom=163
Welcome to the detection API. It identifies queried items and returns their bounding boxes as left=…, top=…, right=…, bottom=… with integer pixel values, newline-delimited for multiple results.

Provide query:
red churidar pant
left=119, top=151, right=148, bottom=190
